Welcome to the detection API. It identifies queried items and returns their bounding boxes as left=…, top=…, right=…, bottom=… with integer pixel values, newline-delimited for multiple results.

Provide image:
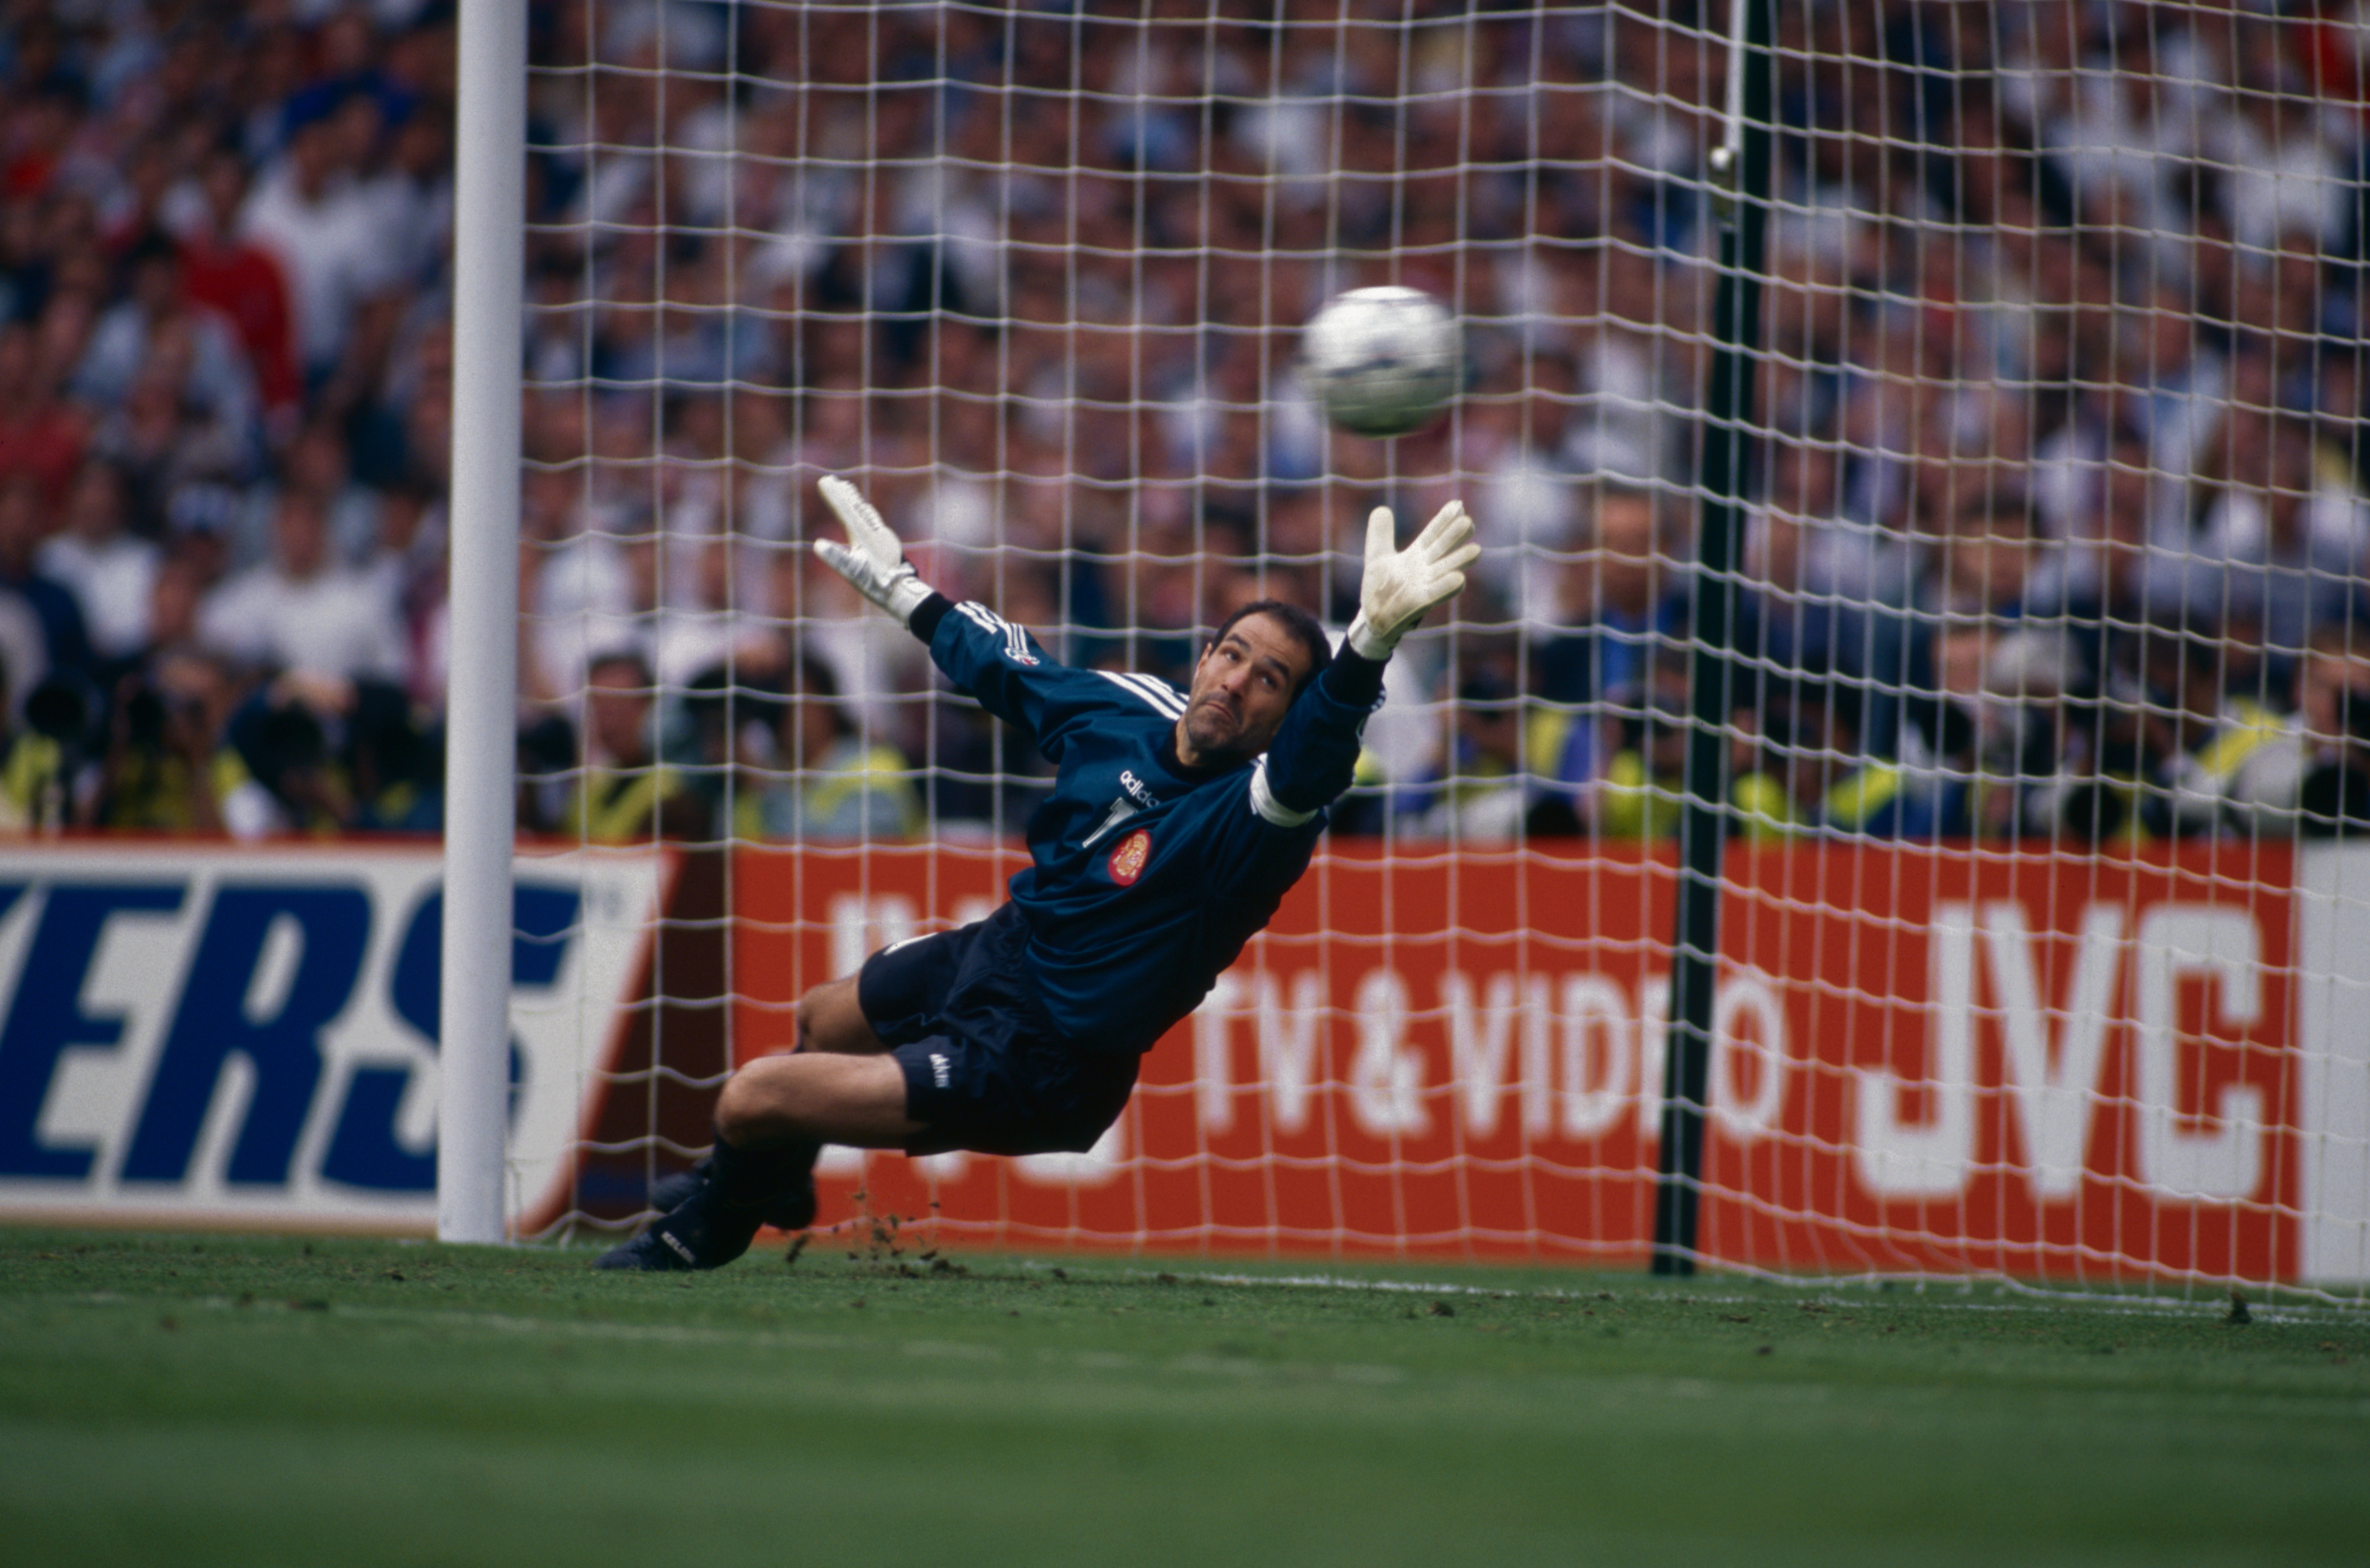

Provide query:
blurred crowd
left=2, top=0, right=2370, bottom=848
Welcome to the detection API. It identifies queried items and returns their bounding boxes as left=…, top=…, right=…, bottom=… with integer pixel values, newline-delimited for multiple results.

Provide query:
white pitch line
left=1033, top=1266, right=2361, bottom=1326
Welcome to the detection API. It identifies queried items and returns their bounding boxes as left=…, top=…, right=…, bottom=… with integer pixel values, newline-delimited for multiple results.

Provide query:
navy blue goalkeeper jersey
left=919, top=596, right=1372, bottom=1055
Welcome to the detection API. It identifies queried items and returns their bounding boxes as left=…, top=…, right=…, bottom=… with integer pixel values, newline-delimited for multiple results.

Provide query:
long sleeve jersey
left=915, top=595, right=1375, bottom=1054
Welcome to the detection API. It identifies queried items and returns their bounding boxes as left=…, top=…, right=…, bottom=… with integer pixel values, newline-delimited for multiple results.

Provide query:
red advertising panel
left=731, top=842, right=2296, bottom=1282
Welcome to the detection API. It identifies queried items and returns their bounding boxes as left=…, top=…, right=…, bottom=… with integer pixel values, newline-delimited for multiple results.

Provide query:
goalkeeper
left=599, top=476, right=1477, bottom=1270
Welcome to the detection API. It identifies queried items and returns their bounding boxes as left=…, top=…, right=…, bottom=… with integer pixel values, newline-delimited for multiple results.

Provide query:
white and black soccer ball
left=1299, top=285, right=1461, bottom=438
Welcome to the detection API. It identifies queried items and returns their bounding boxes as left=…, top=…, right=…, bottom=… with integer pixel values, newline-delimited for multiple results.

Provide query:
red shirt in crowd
left=178, top=235, right=300, bottom=416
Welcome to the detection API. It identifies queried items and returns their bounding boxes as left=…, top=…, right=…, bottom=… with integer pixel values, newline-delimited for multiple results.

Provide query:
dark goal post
left=1653, top=0, right=1775, bottom=1277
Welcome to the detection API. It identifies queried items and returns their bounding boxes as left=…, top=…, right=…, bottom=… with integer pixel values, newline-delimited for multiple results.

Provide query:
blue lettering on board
left=319, top=883, right=581, bottom=1192
left=0, top=884, right=183, bottom=1179
left=121, top=884, right=371, bottom=1186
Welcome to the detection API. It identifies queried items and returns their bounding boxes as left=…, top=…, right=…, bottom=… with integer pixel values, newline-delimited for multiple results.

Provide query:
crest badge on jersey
left=1107, top=828, right=1152, bottom=886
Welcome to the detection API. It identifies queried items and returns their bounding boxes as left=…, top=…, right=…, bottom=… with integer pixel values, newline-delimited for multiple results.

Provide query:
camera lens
left=125, top=688, right=167, bottom=747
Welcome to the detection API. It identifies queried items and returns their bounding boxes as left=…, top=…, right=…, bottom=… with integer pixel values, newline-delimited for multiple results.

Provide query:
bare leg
left=793, top=974, right=888, bottom=1054
left=715, top=973, right=926, bottom=1149
left=717, top=1052, right=923, bottom=1148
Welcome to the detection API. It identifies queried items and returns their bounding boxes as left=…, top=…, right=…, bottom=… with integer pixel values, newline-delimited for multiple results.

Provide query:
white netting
left=492, top=1, right=2370, bottom=1292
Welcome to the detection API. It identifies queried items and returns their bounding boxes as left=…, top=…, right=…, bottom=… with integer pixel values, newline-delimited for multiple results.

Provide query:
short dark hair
left=787, top=646, right=853, bottom=739
left=1210, top=599, right=1333, bottom=696
left=1767, top=672, right=1865, bottom=746
left=587, top=648, right=654, bottom=687
left=1955, top=488, right=2036, bottom=536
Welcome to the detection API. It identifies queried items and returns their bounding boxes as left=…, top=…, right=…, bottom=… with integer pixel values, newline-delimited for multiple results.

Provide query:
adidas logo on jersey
left=929, top=1052, right=953, bottom=1089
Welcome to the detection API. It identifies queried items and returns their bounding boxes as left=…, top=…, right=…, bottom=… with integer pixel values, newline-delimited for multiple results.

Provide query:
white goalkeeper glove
left=811, top=475, right=934, bottom=627
left=1344, top=499, right=1479, bottom=660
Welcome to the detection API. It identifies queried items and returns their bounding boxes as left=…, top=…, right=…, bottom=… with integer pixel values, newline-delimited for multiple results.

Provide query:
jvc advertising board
left=735, top=841, right=2370, bottom=1285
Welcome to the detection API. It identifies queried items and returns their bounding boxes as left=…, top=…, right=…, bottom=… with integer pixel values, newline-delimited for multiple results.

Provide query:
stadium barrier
left=0, top=843, right=672, bottom=1235
left=739, top=840, right=2366, bottom=1287
left=4, top=839, right=2366, bottom=1289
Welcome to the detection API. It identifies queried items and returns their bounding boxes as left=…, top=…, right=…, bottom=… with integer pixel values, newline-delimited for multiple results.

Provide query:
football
left=1299, top=285, right=1462, bottom=437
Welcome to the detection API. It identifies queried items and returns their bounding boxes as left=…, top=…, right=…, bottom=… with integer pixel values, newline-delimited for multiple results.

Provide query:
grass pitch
left=2, top=1227, right=2365, bottom=1567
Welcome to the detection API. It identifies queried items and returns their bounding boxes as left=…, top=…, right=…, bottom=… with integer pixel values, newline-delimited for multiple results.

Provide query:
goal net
left=519, top=1, right=2370, bottom=1296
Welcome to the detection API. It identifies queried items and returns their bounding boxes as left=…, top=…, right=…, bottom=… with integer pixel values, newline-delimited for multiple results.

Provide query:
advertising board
left=735, top=840, right=2370, bottom=1283
left=0, top=843, right=670, bottom=1234
left=6, top=835, right=2364, bottom=1284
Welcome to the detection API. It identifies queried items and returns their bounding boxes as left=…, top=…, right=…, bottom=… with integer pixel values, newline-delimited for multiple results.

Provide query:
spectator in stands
left=1588, top=651, right=1696, bottom=842
left=2224, top=621, right=2370, bottom=840
left=69, top=232, right=259, bottom=464
left=2293, top=630, right=2370, bottom=840
left=1734, top=673, right=1933, bottom=841
left=721, top=651, right=921, bottom=842
left=1864, top=489, right=2046, bottom=761
left=7, top=0, right=2368, bottom=851
left=1738, top=435, right=1906, bottom=682
left=677, top=661, right=772, bottom=833
left=197, top=486, right=406, bottom=687
left=0, top=471, right=95, bottom=692
left=1925, top=625, right=2092, bottom=842
left=2223, top=59, right=2354, bottom=258
left=0, top=647, right=66, bottom=833
left=2029, top=5, right=2212, bottom=242
left=85, top=348, right=252, bottom=540
left=1469, top=359, right=1585, bottom=633
left=2115, top=287, right=2232, bottom=485
left=515, top=711, right=578, bottom=839
left=563, top=649, right=703, bottom=842
left=139, top=548, right=207, bottom=657
left=1904, top=611, right=1997, bottom=777
left=354, top=89, right=454, bottom=303
left=2184, top=409, right=2369, bottom=663
left=159, top=481, right=235, bottom=595
left=237, top=94, right=402, bottom=400
left=2132, top=620, right=2290, bottom=841
left=88, top=646, right=234, bottom=834
left=0, top=318, right=90, bottom=506
left=37, top=459, right=157, bottom=668
left=1912, top=490, right=2045, bottom=626
left=341, top=678, right=439, bottom=833
left=270, top=417, right=383, bottom=572
left=2028, top=424, right=2186, bottom=678
left=521, top=465, right=636, bottom=706
left=1382, top=667, right=1581, bottom=843
left=648, top=534, right=759, bottom=692
left=361, top=477, right=448, bottom=711
left=1535, top=482, right=1694, bottom=711
left=221, top=677, right=350, bottom=839
left=166, top=147, right=300, bottom=424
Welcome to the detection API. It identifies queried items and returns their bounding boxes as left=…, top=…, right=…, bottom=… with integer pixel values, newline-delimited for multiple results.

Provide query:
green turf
left=2, top=1226, right=2365, bottom=1566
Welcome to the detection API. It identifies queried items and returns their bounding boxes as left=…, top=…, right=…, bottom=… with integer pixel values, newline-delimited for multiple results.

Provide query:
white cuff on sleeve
left=1249, top=757, right=1318, bottom=828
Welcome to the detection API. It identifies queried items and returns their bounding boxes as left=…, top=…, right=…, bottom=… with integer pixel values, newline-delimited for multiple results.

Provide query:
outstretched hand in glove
left=1345, top=500, right=1480, bottom=660
left=811, top=475, right=934, bottom=627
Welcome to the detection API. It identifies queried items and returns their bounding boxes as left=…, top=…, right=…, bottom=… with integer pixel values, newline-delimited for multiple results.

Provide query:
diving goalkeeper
left=598, top=476, right=1477, bottom=1270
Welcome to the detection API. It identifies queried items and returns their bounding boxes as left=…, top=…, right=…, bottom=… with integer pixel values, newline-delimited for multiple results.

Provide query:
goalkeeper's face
left=1179, top=612, right=1312, bottom=767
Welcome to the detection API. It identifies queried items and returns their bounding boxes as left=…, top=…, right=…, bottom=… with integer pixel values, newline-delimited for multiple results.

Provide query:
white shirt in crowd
left=37, top=531, right=160, bottom=661
left=237, top=155, right=400, bottom=379
left=198, top=561, right=407, bottom=685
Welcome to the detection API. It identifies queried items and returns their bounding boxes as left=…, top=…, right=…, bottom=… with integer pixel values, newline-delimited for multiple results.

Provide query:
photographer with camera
left=2228, top=622, right=2370, bottom=840
left=0, top=651, right=84, bottom=834
left=91, top=649, right=236, bottom=833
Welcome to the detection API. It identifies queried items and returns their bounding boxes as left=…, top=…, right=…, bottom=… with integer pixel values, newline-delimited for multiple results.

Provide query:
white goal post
left=439, top=0, right=527, bottom=1246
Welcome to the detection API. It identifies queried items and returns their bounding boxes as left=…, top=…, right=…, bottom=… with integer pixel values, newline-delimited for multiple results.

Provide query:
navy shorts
left=857, top=903, right=1138, bottom=1157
